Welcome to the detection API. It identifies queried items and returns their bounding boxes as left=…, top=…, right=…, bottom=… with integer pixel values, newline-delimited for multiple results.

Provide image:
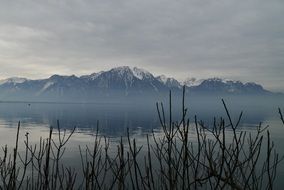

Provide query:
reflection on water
left=0, top=96, right=283, bottom=146
left=0, top=96, right=283, bottom=188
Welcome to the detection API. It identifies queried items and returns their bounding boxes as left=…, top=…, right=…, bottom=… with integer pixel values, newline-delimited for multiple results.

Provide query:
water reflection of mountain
left=0, top=95, right=282, bottom=136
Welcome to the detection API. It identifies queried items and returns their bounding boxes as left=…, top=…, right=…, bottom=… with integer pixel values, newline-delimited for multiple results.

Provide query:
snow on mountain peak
left=182, top=77, right=203, bottom=87
left=89, top=72, right=103, bottom=80
left=110, top=66, right=153, bottom=80
left=131, top=67, right=153, bottom=80
left=204, top=78, right=244, bottom=84
left=0, top=66, right=273, bottom=100
left=206, top=77, right=229, bottom=82
left=157, top=75, right=168, bottom=84
left=111, top=66, right=131, bottom=72
left=182, top=77, right=237, bottom=87
left=0, top=77, right=28, bottom=85
left=156, top=75, right=182, bottom=88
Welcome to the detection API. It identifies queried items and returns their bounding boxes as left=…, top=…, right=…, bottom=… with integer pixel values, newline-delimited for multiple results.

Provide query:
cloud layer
left=0, top=0, right=283, bottom=91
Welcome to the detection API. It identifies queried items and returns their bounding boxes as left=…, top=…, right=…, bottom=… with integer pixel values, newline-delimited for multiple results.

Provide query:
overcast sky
left=0, top=0, right=283, bottom=91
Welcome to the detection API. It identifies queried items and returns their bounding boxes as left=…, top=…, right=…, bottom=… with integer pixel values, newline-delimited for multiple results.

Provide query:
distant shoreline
left=0, top=93, right=283, bottom=105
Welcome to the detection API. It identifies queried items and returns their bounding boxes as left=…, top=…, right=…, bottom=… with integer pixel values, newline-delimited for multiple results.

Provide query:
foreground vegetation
left=0, top=87, right=284, bottom=190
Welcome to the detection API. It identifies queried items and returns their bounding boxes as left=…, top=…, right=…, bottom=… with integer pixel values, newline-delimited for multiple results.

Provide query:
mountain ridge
left=0, top=66, right=280, bottom=102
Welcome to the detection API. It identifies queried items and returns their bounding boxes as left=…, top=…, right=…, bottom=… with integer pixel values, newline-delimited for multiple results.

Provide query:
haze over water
left=0, top=95, right=283, bottom=188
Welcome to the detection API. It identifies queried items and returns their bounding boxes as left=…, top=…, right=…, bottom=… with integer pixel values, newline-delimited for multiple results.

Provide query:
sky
left=0, top=0, right=283, bottom=91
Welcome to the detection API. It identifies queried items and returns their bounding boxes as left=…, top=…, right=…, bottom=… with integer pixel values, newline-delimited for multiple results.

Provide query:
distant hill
left=0, top=66, right=279, bottom=102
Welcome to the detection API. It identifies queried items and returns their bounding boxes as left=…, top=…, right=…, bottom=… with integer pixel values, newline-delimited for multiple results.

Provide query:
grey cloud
left=0, top=0, right=283, bottom=91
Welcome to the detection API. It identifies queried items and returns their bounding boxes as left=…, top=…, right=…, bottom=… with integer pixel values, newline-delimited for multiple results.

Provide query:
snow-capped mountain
left=0, top=66, right=275, bottom=102
left=182, top=77, right=204, bottom=87
left=156, top=75, right=181, bottom=89
left=80, top=66, right=167, bottom=95
left=0, top=77, right=28, bottom=85
left=82, top=66, right=154, bottom=82
left=190, top=78, right=270, bottom=94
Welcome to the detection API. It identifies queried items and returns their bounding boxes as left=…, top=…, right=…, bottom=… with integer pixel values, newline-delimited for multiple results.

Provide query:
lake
left=0, top=95, right=283, bottom=188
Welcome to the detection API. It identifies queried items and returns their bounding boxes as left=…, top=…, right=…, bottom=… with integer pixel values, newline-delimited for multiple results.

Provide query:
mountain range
left=0, top=66, right=278, bottom=102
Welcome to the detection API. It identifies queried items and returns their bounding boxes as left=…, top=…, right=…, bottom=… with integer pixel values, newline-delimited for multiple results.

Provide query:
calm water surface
left=0, top=96, right=283, bottom=188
